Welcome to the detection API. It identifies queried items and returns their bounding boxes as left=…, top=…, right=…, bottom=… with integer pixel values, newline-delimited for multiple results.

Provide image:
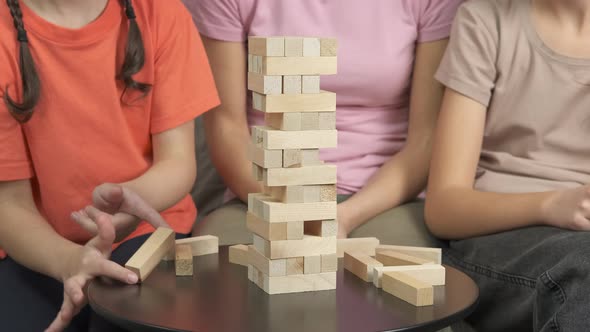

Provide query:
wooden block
left=264, top=165, right=337, bottom=187
left=247, top=72, right=282, bottom=95
left=261, top=56, right=337, bottom=76
left=248, top=37, right=285, bottom=56
left=248, top=245, right=287, bottom=277
left=318, top=112, right=336, bottom=130
left=320, top=38, right=338, bottom=56
left=264, top=113, right=302, bottom=131
left=376, top=245, right=442, bottom=264
left=343, top=252, right=383, bottom=282
left=283, top=149, right=321, bottom=168
left=175, top=235, right=219, bottom=257
left=125, top=227, right=175, bottom=282
left=304, top=256, right=322, bottom=274
left=229, top=244, right=250, bottom=267
left=301, top=112, right=320, bottom=130
left=337, top=237, right=380, bottom=258
left=249, top=193, right=336, bottom=222
left=252, top=163, right=263, bottom=181
left=383, top=272, right=434, bottom=307
left=264, top=185, right=332, bottom=203
left=253, top=234, right=337, bottom=259
left=250, top=266, right=337, bottom=294
left=304, top=220, right=337, bottom=237
left=376, top=250, right=435, bottom=266
left=175, top=244, right=193, bottom=276
left=253, top=126, right=337, bottom=150
left=252, top=91, right=336, bottom=113
left=246, top=211, right=287, bottom=241
left=303, top=38, right=321, bottom=56
left=321, top=253, right=338, bottom=272
left=373, top=264, right=446, bottom=288
left=249, top=144, right=283, bottom=168
left=287, top=221, right=304, bottom=240
left=283, top=75, right=302, bottom=94
left=247, top=54, right=253, bottom=72
left=285, top=37, right=303, bottom=57
left=320, top=184, right=337, bottom=202
left=302, top=76, right=320, bottom=94
left=286, top=257, right=304, bottom=275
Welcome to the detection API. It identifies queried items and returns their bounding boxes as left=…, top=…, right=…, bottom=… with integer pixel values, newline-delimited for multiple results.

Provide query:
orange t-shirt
left=0, top=0, right=220, bottom=259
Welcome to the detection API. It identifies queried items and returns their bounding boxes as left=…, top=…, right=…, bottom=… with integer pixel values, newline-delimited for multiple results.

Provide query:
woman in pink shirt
left=186, top=0, right=463, bottom=244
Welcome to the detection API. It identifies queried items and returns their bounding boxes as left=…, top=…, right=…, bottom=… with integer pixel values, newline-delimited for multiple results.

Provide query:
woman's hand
left=541, top=185, right=590, bottom=231
left=46, top=212, right=138, bottom=332
left=337, top=202, right=355, bottom=239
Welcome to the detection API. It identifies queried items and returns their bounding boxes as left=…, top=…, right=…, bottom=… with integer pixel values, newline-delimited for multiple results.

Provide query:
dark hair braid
left=119, top=0, right=151, bottom=94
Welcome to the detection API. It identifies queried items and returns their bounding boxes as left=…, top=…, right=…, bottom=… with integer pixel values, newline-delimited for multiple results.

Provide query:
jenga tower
left=246, top=36, right=339, bottom=294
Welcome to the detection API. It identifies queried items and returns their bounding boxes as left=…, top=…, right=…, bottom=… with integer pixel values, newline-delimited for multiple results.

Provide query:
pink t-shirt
left=185, top=0, right=463, bottom=194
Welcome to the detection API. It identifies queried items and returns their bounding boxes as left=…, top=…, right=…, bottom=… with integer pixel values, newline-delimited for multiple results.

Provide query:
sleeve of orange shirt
left=149, top=1, right=220, bottom=134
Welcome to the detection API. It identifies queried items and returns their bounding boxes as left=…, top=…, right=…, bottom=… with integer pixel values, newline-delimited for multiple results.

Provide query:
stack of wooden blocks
left=245, top=36, right=339, bottom=294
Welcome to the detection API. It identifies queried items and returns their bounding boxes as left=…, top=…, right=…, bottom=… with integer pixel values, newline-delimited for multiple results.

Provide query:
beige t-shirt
left=436, top=0, right=590, bottom=193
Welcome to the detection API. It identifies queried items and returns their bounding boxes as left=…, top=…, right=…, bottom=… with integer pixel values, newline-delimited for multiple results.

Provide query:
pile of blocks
left=238, top=36, right=339, bottom=294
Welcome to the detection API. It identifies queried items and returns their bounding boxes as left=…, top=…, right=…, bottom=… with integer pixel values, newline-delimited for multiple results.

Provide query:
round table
left=89, top=246, right=478, bottom=332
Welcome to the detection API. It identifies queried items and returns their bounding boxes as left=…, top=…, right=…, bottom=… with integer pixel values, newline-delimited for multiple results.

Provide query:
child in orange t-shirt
left=0, top=0, right=219, bottom=331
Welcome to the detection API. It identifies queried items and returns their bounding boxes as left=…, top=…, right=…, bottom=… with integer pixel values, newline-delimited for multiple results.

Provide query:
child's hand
left=46, top=212, right=138, bottom=332
left=541, top=185, right=590, bottom=231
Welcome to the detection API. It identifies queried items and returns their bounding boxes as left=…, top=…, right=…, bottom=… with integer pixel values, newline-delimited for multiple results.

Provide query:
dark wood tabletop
left=89, top=246, right=478, bottom=332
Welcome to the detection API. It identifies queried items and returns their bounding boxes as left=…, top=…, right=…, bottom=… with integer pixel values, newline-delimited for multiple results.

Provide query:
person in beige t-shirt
left=426, top=0, right=590, bottom=331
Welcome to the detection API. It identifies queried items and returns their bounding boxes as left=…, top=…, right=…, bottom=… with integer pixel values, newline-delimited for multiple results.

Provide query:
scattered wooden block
left=376, top=245, right=442, bottom=264
left=373, top=265, right=446, bottom=288
left=251, top=91, right=336, bottom=113
left=286, top=257, right=304, bottom=275
left=303, top=37, right=321, bottom=56
left=376, top=250, right=435, bottom=266
left=249, top=193, right=336, bottom=222
left=337, top=237, right=380, bottom=258
left=302, top=76, right=320, bottom=94
left=283, top=75, right=302, bottom=94
left=253, top=234, right=337, bottom=259
left=287, top=221, right=304, bottom=240
left=264, top=113, right=302, bottom=131
left=260, top=56, right=337, bottom=76
left=252, top=126, right=337, bottom=150
left=318, top=112, right=336, bottom=130
left=248, top=37, right=285, bottom=56
left=175, top=244, right=193, bottom=276
left=229, top=244, right=250, bottom=267
left=305, top=220, right=337, bottom=237
left=125, top=227, right=175, bottom=282
left=246, top=211, right=288, bottom=241
left=248, top=245, right=287, bottom=277
left=383, top=272, right=434, bottom=307
left=304, top=256, right=322, bottom=274
left=301, top=112, right=320, bottom=130
left=250, top=265, right=337, bottom=294
left=320, top=38, right=338, bottom=56
left=321, top=253, right=338, bottom=272
left=175, top=235, right=219, bottom=257
left=285, top=37, right=304, bottom=57
left=249, top=144, right=283, bottom=168
left=343, top=252, right=383, bottom=282
left=263, top=165, right=337, bottom=186
left=248, top=73, right=282, bottom=95
left=283, top=149, right=321, bottom=168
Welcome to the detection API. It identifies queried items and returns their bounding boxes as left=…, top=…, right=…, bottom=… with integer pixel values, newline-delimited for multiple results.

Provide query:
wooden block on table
left=304, top=256, right=322, bottom=274
left=175, top=235, right=219, bottom=257
left=249, top=193, right=336, bottom=222
left=252, top=126, right=337, bottom=150
left=373, top=264, right=446, bottom=288
left=250, top=265, right=337, bottom=294
left=337, top=237, right=380, bottom=258
left=320, top=38, right=338, bottom=56
left=287, top=221, right=304, bottom=240
left=264, top=165, right=337, bottom=187
left=305, top=220, right=337, bottom=237
left=125, top=227, right=175, bottom=282
left=285, top=37, right=304, bottom=57
left=264, top=113, right=302, bottom=131
left=252, top=91, right=336, bottom=113
left=286, top=257, right=304, bottom=275
left=283, top=75, right=302, bottom=94
left=260, top=56, right=337, bottom=76
left=383, top=272, right=434, bottom=307
left=248, top=72, right=282, bottom=95
left=175, top=244, right=193, bottom=276
left=376, top=250, right=435, bottom=266
left=343, top=252, right=383, bottom=282
left=319, top=112, right=336, bottom=130
left=253, top=234, right=337, bottom=259
left=300, top=112, right=320, bottom=130
left=321, top=253, right=338, bottom=272
left=283, top=149, right=321, bottom=168
left=302, top=76, right=320, bottom=94
left=303, top=37, right=321, bottom=57
left=248, top=245, right=287, bottom=277
left=229, top=244, right=250, bottom=267
left=249, top=144, right=283, bottom=168
left=246, top=211, right=287, bottom=241
left=248, top=36, right=285, bottom=56
left=376, top=245, right=442, bottom=264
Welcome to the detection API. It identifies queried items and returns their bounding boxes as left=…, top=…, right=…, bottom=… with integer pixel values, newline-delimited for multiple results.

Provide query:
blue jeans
left=444, top=226, right=590, bottom=332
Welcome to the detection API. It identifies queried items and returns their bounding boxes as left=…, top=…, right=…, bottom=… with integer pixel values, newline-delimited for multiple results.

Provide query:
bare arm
left=339, top=40, right=449, bottom=235
left=201, top=36, right=260, bottom=202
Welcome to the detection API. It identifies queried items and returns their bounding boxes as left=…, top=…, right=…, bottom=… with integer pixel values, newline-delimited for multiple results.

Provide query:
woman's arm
left=424, top=89, right=590, bottom=239
left=338, top=40, right=449, bottom=236
left=200, top=36, right=260, bottom=202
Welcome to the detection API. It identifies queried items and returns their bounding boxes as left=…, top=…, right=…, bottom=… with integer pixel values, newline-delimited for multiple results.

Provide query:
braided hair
left=4, top=0, right=151, bottom=123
